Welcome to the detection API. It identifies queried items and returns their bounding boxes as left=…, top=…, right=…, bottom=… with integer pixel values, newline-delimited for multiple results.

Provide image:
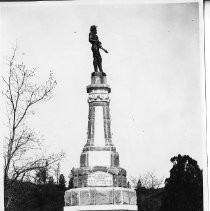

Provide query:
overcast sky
left=1, top=0, right=205, bottom=182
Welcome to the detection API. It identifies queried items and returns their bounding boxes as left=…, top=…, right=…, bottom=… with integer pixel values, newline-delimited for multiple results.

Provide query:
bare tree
left=54, top=162, right=61, bottom=184
left=2, top=46, right=64, bottom=209
left=131, top=171, right=164, bottom=189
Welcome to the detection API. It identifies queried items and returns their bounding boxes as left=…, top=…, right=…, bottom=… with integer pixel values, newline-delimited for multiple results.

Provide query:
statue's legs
left=92, top=49, right=99, bottom=72
left=92, top=48, right=103, bottom=73
left=93, top=57, right=98, bottom=72
left=97, top=56, right=103, bottom=72
left=98, top=64, right=103, bottom=72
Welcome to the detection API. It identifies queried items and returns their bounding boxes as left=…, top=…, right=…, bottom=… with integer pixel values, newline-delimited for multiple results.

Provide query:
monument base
left=64, top=204, right=137, bottom=211
left=64, top=187, right=136, bottom=206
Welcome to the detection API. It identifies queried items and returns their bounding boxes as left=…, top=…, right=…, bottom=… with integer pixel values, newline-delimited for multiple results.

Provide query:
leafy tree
left=35, top=167, right=48, bottom=185
left=58, top=174, right=66, bottom=190
left=67, top=168, right=74, bottom=189
left=160, top=154, right=203, bottom=211
left=68, top=176, right=74, bottom=189
left=48, top=176, right=55, bottom=185
left=137, top=179, right=142, bottom=188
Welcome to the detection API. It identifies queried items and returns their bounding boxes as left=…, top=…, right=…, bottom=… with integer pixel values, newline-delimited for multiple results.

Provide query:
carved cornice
left=88, top=93, right=110, bottom=103
left=83, top=145, right=116, bottom=152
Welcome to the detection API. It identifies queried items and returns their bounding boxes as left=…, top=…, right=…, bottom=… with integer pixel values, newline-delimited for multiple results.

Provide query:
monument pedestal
left=64, top=187, right=136, bottom=206
left=64, top=204, right=137, bottom=211
left=64, top=72, right=137, bottom=211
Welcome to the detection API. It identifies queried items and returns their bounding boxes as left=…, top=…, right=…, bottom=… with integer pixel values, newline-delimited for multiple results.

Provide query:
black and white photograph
left=0, top=0, right=207, bottom=211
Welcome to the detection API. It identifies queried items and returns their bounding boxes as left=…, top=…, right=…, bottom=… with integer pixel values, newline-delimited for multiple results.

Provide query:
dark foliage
left=4, top=179, right=39, bottom=211
left=160, top=154, right=203, bottom=211
left=48, top=176, right=55, bottom=185
left=4, top=179, right=65, bottom=211
left=35, top=183, right=65, bottom=211
left=58, top=174, right=66, bottom=190
left=35, top=167, right=48, bottom=185
left=136, top=185, right=163, bottom=211
left=68, top=176, right=74, bottom=189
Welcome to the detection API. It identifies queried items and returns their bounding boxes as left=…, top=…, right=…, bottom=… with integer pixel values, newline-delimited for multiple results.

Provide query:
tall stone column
left=103, top=105, right=112, bottom=145
left=80, top=72, right=119, bottom=168
left=87, top=105, right=95, bottom=146
left=86, top=72, right=112, bottom=147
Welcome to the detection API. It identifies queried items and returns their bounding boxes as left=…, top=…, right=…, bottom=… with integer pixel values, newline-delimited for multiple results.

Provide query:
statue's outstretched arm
left=89, top=33, right=108, bottom=53
left=99, top=46, right=108, bottom=53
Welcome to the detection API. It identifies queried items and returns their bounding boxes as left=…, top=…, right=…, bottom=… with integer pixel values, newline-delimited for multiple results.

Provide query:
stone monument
left=64, top=26, right=137, bottom=211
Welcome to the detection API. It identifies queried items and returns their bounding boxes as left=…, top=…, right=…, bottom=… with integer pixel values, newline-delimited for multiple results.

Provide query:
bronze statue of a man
left=89, top=25, right=108, bottom=73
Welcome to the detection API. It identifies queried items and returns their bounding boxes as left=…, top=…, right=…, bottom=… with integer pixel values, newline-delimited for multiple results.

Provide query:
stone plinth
left=80, top=146, right=119, bottom=168
left=64, top=187, right=137, bottom=206
left=71, top=168, right=127, bottom=188
left=64, top=204, right=137, bottom=211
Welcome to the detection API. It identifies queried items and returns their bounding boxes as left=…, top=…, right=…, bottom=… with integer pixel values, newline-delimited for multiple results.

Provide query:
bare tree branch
left=130, top=171, right=164, bottom=189
left=3, top=46, right=63, bottom=211
left=3, top=47, right=60, bottom=182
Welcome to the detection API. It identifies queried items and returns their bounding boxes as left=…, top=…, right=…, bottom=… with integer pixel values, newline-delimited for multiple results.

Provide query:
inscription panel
left=87, top=171, right=113, bottom=187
